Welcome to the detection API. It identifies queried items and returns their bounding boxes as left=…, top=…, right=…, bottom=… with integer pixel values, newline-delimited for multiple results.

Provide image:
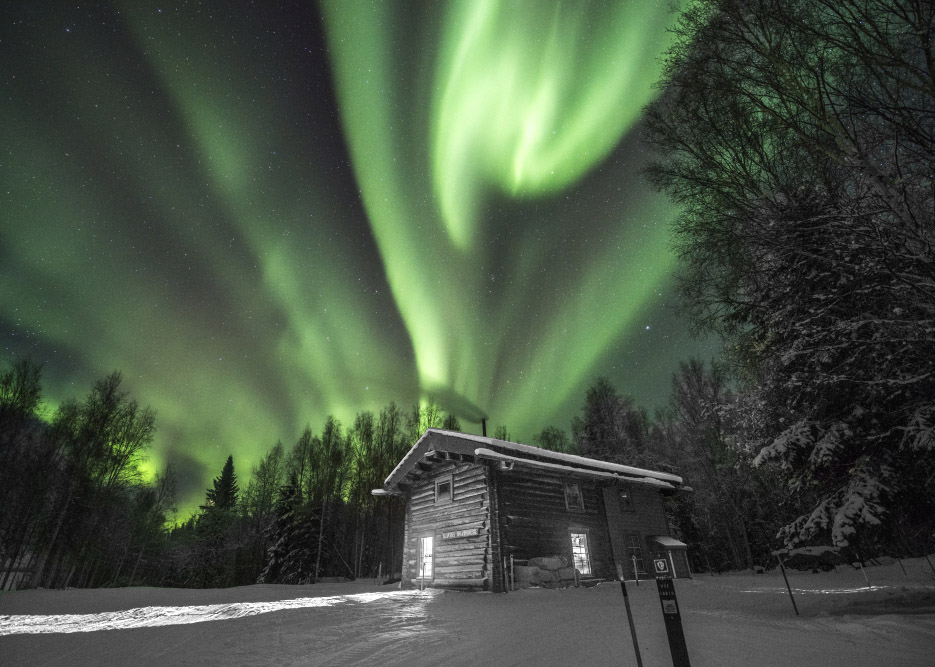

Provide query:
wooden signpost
left=616, top=563, right=644, bottom=667
left=653, top=556, right=692, bottom=667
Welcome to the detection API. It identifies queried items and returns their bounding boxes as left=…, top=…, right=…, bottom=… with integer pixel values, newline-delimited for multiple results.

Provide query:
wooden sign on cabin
left=372, top=429, right=692, bottom=592
left=441, top=528, right=481, bottom=540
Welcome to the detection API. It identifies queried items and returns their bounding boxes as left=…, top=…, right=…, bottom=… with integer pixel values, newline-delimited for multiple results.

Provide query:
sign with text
left=654, top=555, right=691, bottom=667
left=441, top=527, right=480, bottom=540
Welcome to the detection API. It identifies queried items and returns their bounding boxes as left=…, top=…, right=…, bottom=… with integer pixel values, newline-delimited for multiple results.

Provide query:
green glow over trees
left=1, top=1, right=705, bottom=514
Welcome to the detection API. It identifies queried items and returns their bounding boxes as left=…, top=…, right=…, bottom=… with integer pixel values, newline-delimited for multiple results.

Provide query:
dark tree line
left=0, top=360, right=465, bottom=589
left=532, top=371, right=785, bottom=573
left=0, top=359, right=173, bottom=590
left=86, top=395, right=457, bottom=589
left=4, top=353, right=929, bottom=589
left=643, top=0, right=935, bottom=555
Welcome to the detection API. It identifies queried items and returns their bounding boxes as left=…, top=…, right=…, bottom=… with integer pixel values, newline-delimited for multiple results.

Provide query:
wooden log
left=434, top=561, right=486, bottom=574
left=411, top=507, right=487, bottom=524
left=411, top=497, right=486, bottom=514
left=409, top=510, right=489, bottom=531
left=437, top=539, right=488, bottom=551
left=430, top=577, right=488, bottom=587
left=410, top=491, right=487, bottom=513
left=436, top=549, right=488, bottom=564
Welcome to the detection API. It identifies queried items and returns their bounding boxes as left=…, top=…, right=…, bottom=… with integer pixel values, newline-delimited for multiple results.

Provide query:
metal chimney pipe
left=482, top=418, right=487, bottom=437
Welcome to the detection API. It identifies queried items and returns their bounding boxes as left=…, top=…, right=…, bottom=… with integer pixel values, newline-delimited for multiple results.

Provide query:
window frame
left=569, top=530, right=592, bottom=576
left=563, top=480, right=585, bottom=511
left=434, top=474, right=454, bottom=503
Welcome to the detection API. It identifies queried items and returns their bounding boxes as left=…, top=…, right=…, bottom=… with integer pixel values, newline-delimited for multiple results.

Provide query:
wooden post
left=857, top=560, right=870, bottom=586
left=896, top=557, right=907, bottom=576
left=632, top=555, right=640, bottom=586
left=776, top=553, right=799, bottom=616
left=617, top=563, right=644, bottom=667
left=486, top=464, right=506, bottom=593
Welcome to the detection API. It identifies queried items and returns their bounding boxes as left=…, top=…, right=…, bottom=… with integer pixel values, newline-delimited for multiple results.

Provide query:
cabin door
left=419, top=536, right=433, bottom=581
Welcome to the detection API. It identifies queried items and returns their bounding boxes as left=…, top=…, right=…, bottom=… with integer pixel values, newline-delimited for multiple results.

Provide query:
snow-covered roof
left=479, top=435, right=683, bottom=483
left=653, top=535, right=688, bottom=549
left=376, top=428, right=684, bottom=496
left=473, top=448, right=676, bottom=489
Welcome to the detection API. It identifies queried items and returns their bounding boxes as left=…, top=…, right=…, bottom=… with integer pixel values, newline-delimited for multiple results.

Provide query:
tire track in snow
left=0, top=589, right=431, bottom=635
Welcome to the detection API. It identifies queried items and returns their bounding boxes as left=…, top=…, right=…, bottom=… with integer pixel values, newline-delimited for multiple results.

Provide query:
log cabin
left=372, top=429, right=691, bottom=591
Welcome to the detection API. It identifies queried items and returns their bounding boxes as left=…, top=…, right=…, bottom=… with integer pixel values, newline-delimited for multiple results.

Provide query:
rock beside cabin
left=513, top=556, right=581, bottom=589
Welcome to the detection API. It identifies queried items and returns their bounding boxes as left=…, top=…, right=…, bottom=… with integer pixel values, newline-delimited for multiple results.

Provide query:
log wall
left=498, top=470, right=615, bottom=580
left=402, top=461, right=491, bottom=590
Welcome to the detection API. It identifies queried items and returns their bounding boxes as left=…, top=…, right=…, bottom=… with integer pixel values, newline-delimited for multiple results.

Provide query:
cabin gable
left=402, top=460, right=492, bottom=590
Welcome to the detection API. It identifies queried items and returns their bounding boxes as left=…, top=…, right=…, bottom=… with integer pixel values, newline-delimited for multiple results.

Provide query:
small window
left=419, top=536, right=433, bottom=579
left=564, top=481, right=584, bottom=511
left=619, top=485, right=632, bottom=511
left=435, top=476, right=453, bottom=503
left=570, top=532, right=592, bottom=575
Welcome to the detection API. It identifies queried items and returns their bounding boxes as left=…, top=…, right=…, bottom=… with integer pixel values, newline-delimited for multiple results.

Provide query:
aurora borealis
left=2, top=1, right=709, bottom=514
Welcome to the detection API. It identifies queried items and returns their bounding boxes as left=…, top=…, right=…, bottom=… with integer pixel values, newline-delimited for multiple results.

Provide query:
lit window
left=619, top=485, right=632, bottom=511
left=419, top=536, right=433, bottom=579
left=435, top=476, right=452, bottom=503
left=564, top=481, right=584, bottom=511
left=571, top=532, right=591, bottom=575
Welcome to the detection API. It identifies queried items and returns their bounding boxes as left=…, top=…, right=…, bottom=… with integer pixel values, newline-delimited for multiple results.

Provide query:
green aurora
left=1, top=1, right=710, bottom=515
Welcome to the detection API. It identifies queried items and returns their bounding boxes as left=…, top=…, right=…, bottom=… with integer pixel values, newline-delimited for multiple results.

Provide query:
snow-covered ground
left=1, top=557, right=933, bottom=666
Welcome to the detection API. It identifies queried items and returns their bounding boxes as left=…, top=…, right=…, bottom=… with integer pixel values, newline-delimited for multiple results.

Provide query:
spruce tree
left=205, top=455, right=238, bottom=511
left=196, top=455, right=240, bottom=586
left=258, top=472, right=317, bottom=584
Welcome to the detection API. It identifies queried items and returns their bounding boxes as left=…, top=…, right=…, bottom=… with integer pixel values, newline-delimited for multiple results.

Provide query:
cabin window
left=435, top=475, right=453, bottom=503
left=564, top=481, right=584, bottom=511
left=419, top=536, right=433, bottom=579
left=570, top=532, right=592, bottom=575
left=619, top=485, right=632, bottom=511
left=625, top=533, right=645, bottom=576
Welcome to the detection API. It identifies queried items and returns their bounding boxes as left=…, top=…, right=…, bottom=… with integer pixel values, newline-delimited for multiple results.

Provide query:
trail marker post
left=653, top=555, right=691, bottom=667
left=775, top=552, right=799, bottom=616
left=616, top=563, right=644, bottom=667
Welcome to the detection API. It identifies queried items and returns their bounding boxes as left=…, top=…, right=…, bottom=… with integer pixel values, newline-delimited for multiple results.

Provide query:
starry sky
left=1, top=0, right=711, bottom=514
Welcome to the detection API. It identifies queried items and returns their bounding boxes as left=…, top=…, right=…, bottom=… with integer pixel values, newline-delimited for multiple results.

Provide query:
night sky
left=2, top=1, right=711, bottom=514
